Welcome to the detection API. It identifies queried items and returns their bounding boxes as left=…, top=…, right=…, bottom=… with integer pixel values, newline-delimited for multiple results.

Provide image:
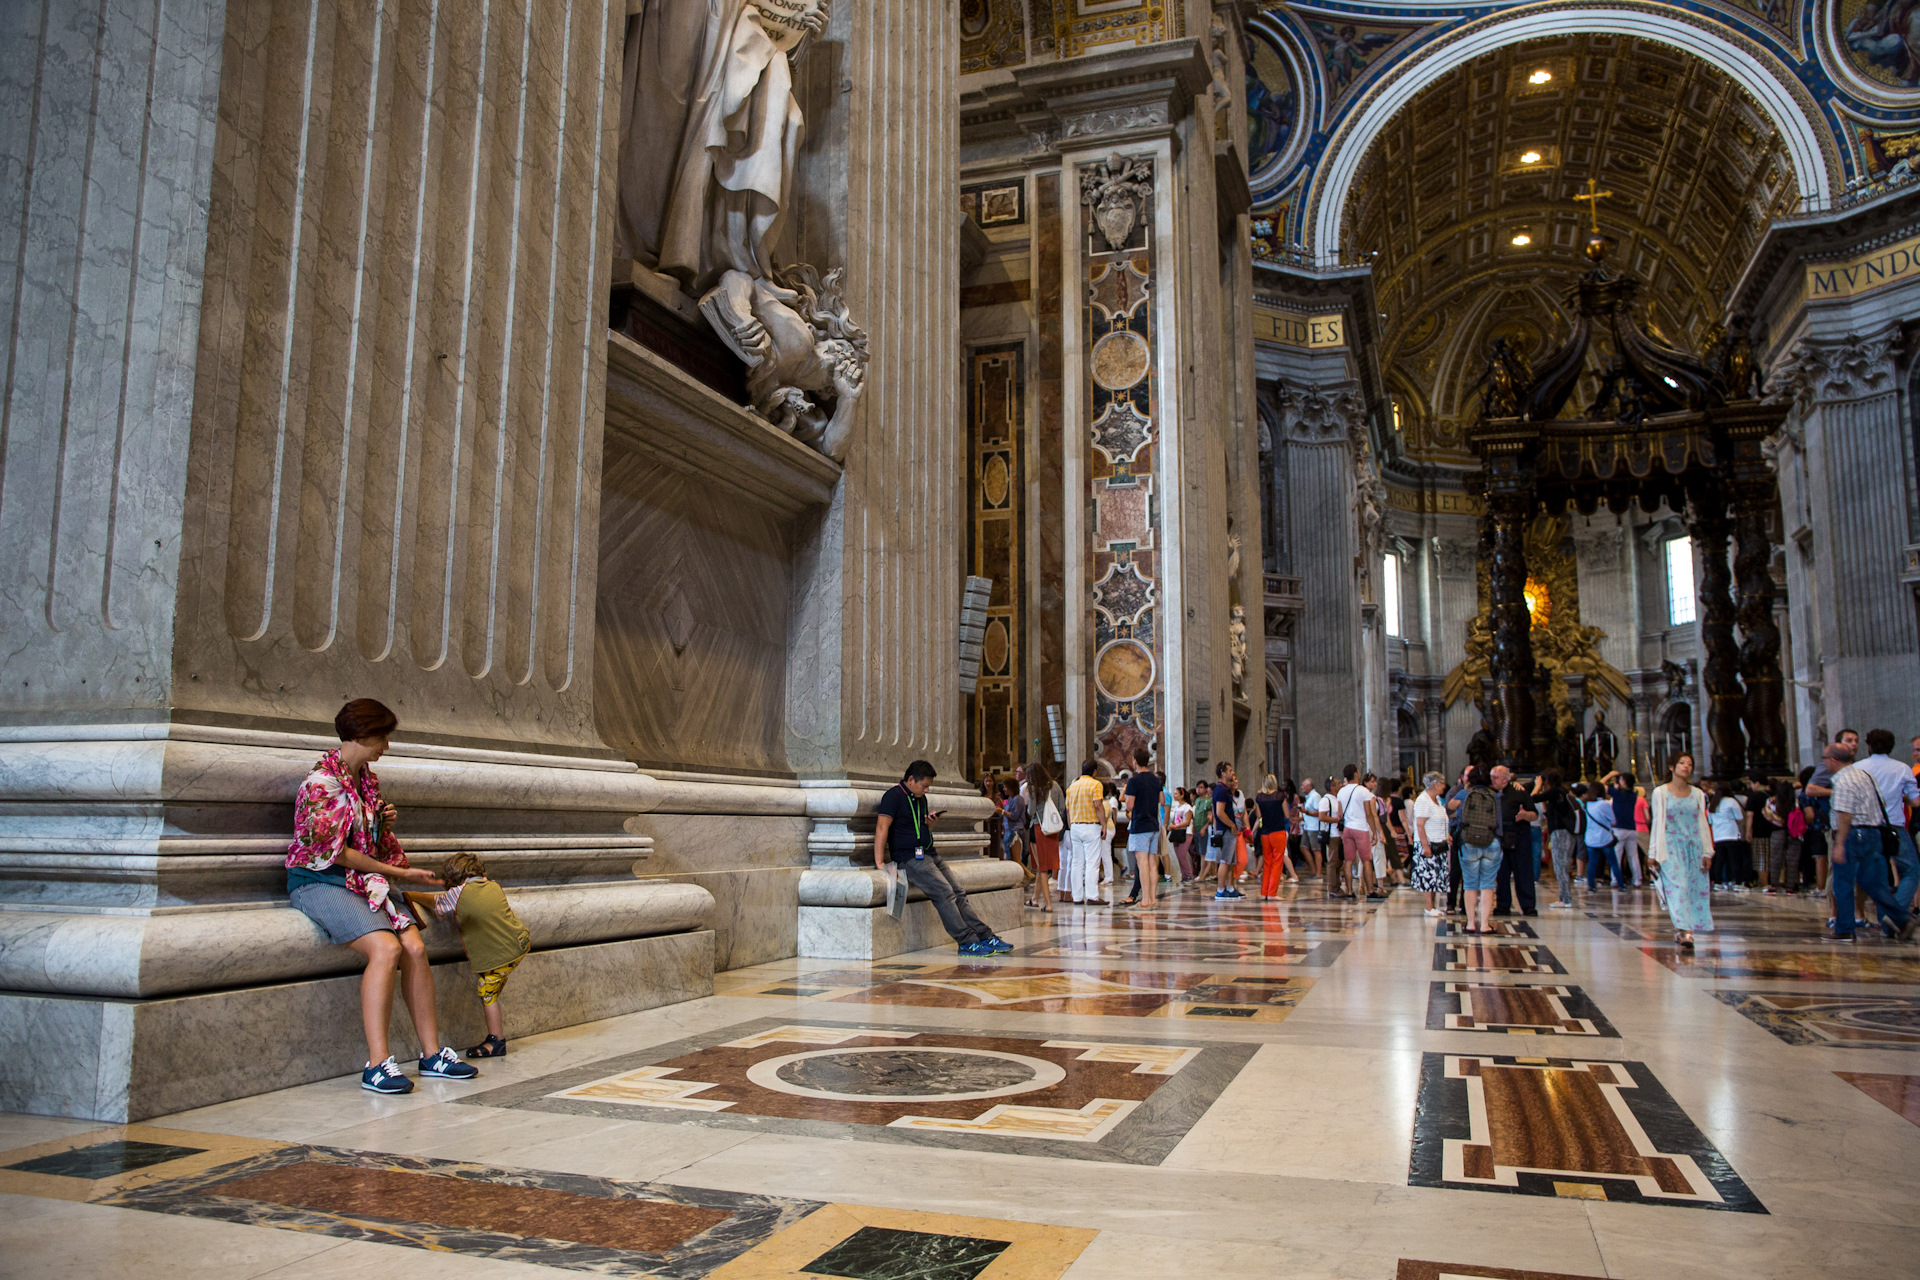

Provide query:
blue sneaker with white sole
left=362, top=1056, right=413, bottom=1094
left=419, top=1046, right=480, bottom=1080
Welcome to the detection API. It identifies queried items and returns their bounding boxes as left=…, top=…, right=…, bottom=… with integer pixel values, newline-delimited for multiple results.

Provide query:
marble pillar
left=789, top=0, right=1000, bottom=954
left=0, top=0, right=726, bottom=1120
left=1772, top=325, right=1920, bottom=751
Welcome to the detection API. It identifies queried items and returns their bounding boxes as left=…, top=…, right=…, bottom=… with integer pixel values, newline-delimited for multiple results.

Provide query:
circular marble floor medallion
left=1091, top=329, right=1150, bottom=390
left=745, top=1045, right=1067, bottom=1103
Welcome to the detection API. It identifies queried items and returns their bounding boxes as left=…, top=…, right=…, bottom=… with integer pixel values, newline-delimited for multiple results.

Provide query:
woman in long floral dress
left=1648, top=752, right=1716, bottom=948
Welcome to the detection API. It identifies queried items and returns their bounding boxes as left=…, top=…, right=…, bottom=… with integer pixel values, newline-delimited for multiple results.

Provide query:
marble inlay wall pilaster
left=1073, top=154, right=1166, bottom=775
left=967, top=345, right=1026, bottom=776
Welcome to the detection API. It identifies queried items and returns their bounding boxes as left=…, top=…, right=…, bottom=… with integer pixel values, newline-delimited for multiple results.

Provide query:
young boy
left=407, top=853, right=530, bottom=1058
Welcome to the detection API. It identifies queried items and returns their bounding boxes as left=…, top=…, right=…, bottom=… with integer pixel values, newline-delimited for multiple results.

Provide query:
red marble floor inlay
left=212, top=1162, right=731, bottom=1251
left=1836, top=1073, right=1920, bottom=1128
left=1397, top=1262, right=1606, bottom=1280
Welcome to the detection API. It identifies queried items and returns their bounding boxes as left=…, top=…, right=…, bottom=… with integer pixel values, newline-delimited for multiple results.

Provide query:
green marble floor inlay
left=800, top=1225, right=1012, bottom=1280
left=6, top=1140, right=208, bottom=1180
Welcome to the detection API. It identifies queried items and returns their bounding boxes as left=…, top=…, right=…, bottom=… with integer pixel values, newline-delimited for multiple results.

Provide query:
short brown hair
left=334, top=698, right=397, bottom=742
left=439, top=852, right=487, bottom=887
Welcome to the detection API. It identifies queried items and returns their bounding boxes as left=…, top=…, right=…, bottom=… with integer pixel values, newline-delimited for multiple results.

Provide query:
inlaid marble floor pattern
left=5, top=878, right=1919, bottom=1278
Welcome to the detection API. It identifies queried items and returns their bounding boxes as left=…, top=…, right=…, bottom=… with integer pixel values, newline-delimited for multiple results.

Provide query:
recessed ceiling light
left=1511, top=233, right=1532, bottom=246
left=1529, top=69, right=1552, bottom=84
left=1520, top=150, right=1543, bottom=164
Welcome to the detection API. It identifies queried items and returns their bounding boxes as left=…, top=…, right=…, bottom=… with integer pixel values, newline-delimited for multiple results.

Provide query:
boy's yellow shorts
left=475, top=953, right=525, bottom=1006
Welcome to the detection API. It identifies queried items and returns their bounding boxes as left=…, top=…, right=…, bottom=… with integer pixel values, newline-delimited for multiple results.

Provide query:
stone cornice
left=1730, top=184, right=1920, bottom=325
left=960, top=40, right=1212, bottom=158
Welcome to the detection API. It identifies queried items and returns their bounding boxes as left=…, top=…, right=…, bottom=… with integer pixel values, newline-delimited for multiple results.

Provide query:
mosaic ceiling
left=1340, top=34, right=1803, bottom=464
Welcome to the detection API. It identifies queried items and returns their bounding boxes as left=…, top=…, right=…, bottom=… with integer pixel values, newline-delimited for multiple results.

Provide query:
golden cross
left=1572, top=177, right=1612, bottom=233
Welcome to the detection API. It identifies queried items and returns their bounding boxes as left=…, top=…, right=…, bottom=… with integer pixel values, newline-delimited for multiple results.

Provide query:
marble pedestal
left=796, top=859, right=1026, bottom=959
left=0, top=929, right=714, bottom=1122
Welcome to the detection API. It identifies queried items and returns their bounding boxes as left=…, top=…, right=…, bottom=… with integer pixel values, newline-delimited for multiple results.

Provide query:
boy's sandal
left=465, top=1035, right=507, bottom=1059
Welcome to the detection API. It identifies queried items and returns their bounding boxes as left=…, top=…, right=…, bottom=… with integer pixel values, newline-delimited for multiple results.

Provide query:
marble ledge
left=0, top=881, right=715, bottom=999
left=0, top=929, right=715, bottom=1122
left=797, top=858, right=1024, bottom=908
left=604, top=330, right=839, bottom=518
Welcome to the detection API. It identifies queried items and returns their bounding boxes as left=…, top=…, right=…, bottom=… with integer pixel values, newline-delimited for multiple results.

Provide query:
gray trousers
left=899, top=852, right=993, bottom=945
left=1550, top=829, right=1575, bottom=904
left=1767, top=830, right=1801, bottom=892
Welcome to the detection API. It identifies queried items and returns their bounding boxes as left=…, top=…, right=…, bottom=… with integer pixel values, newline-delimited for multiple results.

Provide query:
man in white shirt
left=1828, top=743, right=1918, bottom=942
left=1856, top=729, right=1920, bottom=915
left=1334, top=765, right=1381, bottom=899
left=1301, top=780, right=1326, bottom=885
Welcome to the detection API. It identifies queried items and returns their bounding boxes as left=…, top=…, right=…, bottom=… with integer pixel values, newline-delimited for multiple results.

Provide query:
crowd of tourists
left=971, top=727, right=1920, bottom=948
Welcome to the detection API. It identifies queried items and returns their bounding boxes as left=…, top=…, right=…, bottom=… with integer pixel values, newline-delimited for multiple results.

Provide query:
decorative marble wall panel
left=968, top=345, right=1026, bottom=777
left=1033, top=174, right=1068, bottom=764
left=595, top=440, right=790, bottom=774
left=1080, top=157, right=1162, bottom=775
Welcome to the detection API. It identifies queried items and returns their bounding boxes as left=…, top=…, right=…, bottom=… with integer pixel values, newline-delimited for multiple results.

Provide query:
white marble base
left=798, top=887, right=1024, bottom=960
left=0, top=930, right=714, bottom=1122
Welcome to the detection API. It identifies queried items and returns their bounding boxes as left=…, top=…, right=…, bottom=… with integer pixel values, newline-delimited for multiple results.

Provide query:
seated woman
left=286, top=698, right=480, bottom=1094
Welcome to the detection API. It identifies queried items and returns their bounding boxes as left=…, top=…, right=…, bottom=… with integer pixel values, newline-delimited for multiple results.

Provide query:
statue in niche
left=1474, top=337, right=1532, bottom=419
left=615, top=0, right=868, bottom=459
left=1584, top=709, right=1618, bottom=778
left=1229, top=604, right=1249, bottom=689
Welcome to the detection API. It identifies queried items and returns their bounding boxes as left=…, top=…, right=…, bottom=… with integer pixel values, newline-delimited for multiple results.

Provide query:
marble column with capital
left=1771, top=323, right=1919, bottom=755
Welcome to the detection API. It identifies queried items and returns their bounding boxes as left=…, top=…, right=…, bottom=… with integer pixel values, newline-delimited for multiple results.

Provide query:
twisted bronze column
left=1734, top=478, right=1786, bottom=777
left=1687, top=481, right=1746, bottom=780
left=1486, top=485, right=1535, bottom=770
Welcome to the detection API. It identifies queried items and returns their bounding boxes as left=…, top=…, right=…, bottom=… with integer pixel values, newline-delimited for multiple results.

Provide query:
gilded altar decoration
left=1443, top=516, right=1630, bottom=753
left=615, top=0, right=869, bottom=459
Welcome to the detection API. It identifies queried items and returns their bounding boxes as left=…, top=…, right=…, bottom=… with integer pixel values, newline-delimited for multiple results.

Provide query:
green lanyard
left=907, top=794, right=927, bottom=849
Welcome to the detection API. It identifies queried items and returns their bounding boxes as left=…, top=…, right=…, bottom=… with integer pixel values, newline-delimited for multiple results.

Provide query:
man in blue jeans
left=1856, top=729, right=1920, bottom=923
left=1826, top=744, right=1918, bottom=943
left=873, top=760, right=1012, bottom=956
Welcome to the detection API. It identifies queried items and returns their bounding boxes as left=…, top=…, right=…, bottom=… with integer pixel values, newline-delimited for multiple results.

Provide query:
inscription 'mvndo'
left=1806, top=233, right=1920, bottom=300
left=1252, top=309, right=1345, bottom=350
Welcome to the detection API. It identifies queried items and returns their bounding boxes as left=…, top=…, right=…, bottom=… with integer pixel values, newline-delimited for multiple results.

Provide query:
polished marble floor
left=6, top=875, right=1919, bottom=1278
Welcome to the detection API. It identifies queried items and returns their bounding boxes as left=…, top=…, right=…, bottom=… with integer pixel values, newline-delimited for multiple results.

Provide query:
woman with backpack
left=1456, top=767, right=1503, bottom=935
left=1026, top=763, right=1064, bottom=913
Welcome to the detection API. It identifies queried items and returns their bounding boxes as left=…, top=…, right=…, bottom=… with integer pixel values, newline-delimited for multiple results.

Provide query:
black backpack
left=1461, top=787, right=1499, bottom=846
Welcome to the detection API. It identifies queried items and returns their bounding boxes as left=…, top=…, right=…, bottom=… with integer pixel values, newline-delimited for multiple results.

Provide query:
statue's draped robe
left=616, top=0, right=804, bottom=293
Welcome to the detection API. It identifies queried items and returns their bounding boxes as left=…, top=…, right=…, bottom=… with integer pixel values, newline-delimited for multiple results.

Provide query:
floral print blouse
left=286, top=749, right=408, bottom=874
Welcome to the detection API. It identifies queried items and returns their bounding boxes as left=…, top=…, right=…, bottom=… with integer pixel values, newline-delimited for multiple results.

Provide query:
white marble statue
left=616, top=0, right=867, bottom=459
left=1230, top=604, right=1249, bottom=689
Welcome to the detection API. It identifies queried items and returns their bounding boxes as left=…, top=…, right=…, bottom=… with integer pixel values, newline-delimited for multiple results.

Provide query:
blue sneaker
left=418, top=1046, right=480, bottom=1080
left=959, top=940, right=994, bottom=956
left=983, top=936, right=1014, bottom=953
left=361, top=1056, right=413, bottom=1094
left=1214, top=888, right=1234, bottom=900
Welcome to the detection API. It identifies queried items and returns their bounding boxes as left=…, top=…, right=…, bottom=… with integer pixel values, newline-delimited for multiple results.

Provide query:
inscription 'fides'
left=1251, top=308, right=1345, bottom=350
